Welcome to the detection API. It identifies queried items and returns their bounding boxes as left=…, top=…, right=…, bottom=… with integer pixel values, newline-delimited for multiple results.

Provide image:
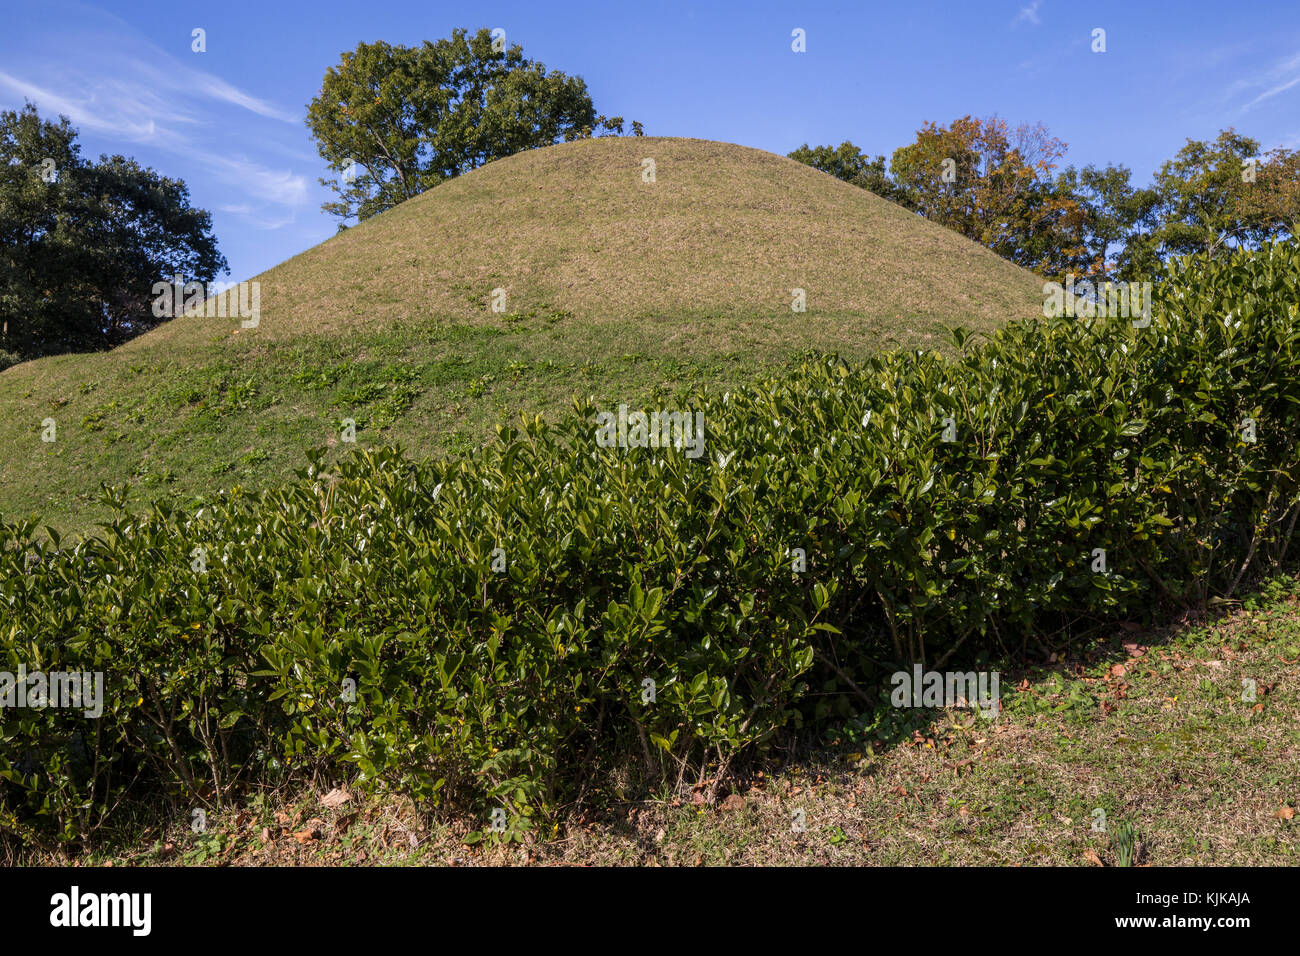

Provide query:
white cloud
left=134, top=61, right=298, bottom=124
left=0, top=69, right=308, bottom=209
left=0, top=17, right=309, bottom=228
left=205, top=154, right=309, bottom=207
left=1239, top=49, right=1300, bottom=109
left=0, top=70, right=162, bottom=138
left=1013, top=1, right=1043, bottom=27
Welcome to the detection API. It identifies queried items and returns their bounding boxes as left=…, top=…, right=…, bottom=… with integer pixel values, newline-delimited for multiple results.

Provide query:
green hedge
left=3, top=241, right=1299, bottom=846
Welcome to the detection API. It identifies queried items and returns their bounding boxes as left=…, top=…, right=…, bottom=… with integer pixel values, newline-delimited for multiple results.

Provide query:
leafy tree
left=1143, top=130, right=1274, bottom=259
left=791, top=121, right=1295, bottom=283
left=1054, top=164, right=1160, bottom=282
left=1109, top=130, right=1300, bottom=279
left=1242, top=145, right=1300, bottom=241
left=889, top=115, right=1087, bottom=277
left=307, top=28, right=632, bottom=224
left=0, top=103, right=227, bottom=362
left=787, top=141, right=908, bottom=205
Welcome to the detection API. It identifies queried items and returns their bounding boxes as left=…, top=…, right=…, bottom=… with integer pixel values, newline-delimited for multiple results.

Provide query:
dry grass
left=138, top=136, right=1043, bottom=344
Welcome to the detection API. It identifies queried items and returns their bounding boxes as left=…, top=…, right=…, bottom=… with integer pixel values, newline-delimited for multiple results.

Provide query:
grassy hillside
left=0, top=136, right=1043, bottom=533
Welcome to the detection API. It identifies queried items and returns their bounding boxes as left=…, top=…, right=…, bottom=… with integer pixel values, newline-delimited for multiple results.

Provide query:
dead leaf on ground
left=320, top=788, right=353, bottom=809
left=1083, top=848, right=1104, bottom=866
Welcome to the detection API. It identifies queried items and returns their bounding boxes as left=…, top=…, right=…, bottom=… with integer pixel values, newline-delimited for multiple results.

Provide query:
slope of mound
left=0, top=137, right=1045, bottom=533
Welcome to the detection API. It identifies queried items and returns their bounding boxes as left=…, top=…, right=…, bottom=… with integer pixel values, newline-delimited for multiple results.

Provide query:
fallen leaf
left=320, top=787, right=353, bottom=809
left=1083, top=849, right=1104, bottom=867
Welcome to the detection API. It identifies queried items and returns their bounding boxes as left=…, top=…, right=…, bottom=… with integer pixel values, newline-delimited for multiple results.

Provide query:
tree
left=0, top=103, right=227, bottom=362
left=889, top=115, right=1088, bottom=277
left=787, top=141, right=908, bottom=205
left=307, top=28, right=631, bottom=224
left=1053, top=164, right=1159, bottom=282
left=1241, top=145, right=1300, bottom=241
left=1143, top=130, right=1275, bottom=259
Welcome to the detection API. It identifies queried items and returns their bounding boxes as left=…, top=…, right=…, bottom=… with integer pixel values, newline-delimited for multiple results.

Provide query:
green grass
left=0, top=136, right=1044, bottom=535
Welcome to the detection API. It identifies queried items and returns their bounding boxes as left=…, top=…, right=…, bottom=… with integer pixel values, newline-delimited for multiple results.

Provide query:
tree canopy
left=0, top=103, right=227, bottom=363
left=791, top=117, right=1299, bottom=283
left=306, top=28, right=633, bottom=224
left=786, top=141, right=905, bottom=205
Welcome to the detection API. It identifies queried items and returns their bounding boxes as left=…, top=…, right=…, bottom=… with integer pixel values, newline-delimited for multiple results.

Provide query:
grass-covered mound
left=0, top=137, right=1044, bottom=535
left=3, top=242, right=1297, bottom=848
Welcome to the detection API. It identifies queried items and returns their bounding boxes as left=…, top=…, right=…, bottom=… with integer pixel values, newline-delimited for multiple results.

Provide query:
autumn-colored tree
left=889, top=115, right=1088, bottom=277
left=793, top=120, right=1295, bottom=283
left=1245, top=146, right=1300, bottom=240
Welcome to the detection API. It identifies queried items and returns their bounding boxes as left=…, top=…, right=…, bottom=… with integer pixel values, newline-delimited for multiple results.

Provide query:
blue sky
left=3, top=0, right=1297, bottom=283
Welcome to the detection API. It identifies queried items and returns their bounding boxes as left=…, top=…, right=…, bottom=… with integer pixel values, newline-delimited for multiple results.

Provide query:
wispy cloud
left=0, top=22, right=308, bottom=224
left=0, top=71, right=306, bottom=193
left=1013, top=1, right=1043, bottom=27
left=219, top=204, right=298, bottom=231
left=1236, top=48, right=1300, bottom=110
left=206, top=154, right=309, bottom=207
left=134, top=60, right=298, bottom=124
left=0, top=70, right=165, bottom=138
